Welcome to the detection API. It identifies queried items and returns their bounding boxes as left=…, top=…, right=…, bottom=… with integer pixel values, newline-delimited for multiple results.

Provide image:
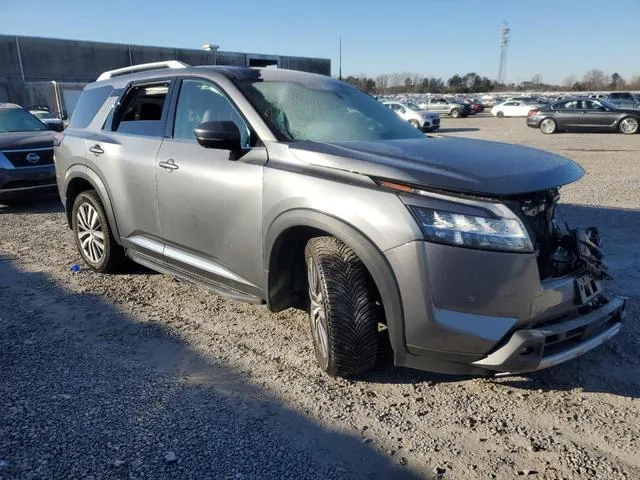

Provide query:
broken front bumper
left=473, top=295, right=626, bottom=374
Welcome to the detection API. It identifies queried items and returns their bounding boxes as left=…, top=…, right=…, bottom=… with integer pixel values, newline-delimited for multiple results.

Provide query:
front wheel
left=450, top=108, right=460, bottom=118
left=304, top=237, right=381, bottom=377
left=72, top=191, right=125, bottom=273
left=409, top=119, right=420, bottom=129
left=496, top=111, right=505, bottom=118
left=540, top=118, right=557, bottom=134
left=619, top=116, right=639, bottom=134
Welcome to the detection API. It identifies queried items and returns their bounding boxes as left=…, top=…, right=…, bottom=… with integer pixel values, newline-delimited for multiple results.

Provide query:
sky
left=2, top=0, right=639, bottom=85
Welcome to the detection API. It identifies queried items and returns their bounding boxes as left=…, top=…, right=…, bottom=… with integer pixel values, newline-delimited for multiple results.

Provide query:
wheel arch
left=265, top=209, right=407, bottom=355
left=64, top=166, right=121, bottom=243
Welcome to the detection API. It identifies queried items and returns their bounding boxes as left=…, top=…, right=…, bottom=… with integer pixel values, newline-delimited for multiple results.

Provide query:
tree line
left=343, top=70, right=640, bottom=94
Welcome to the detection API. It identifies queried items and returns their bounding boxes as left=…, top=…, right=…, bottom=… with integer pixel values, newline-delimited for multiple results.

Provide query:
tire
left=539, top=118, right=557, bottom=134
left=304, top=236, right=381, bottom=377
left=450, top=108, right=460, bottom=118
left=618, top=116, right=639, bottom=134
left=72, top=190, right=125, bottom=273
left=408, top=119, right=420, bottom=129
left=496, top=111, right=505, bottom=118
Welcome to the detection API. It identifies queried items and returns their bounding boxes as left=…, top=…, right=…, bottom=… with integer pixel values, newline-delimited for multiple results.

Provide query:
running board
left=127, top=249, right=264, bottom=305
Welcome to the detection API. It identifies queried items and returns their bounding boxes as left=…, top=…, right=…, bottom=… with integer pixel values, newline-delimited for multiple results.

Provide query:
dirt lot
left=1, top=116, right=638, bottom=479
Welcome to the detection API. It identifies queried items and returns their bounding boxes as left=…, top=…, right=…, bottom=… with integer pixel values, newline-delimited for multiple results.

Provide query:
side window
left=584, top=100, right=602, bottom=110
left=173, top=79, right=251, bottom=147
left=389, top=104, right=400, bottom=112
left=69, top=85, right=113, bottom=128
left=563, top=101, right=579, bottom=110
left=503, top=102, right=516, bottom=106
left=114, top=83, right=169, bottom=136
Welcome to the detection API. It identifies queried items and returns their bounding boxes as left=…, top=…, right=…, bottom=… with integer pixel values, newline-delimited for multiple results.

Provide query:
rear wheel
left=619, top=116, right=639, bottom=134
left=496, top=111, right=505, bottom=118
left=304, top=237, right=381, bottom=377
left=72, top=191, right=125, bottom=273
left=540, top=118, right=557, bottom=134
left=450, top=108, right=460, bottom=118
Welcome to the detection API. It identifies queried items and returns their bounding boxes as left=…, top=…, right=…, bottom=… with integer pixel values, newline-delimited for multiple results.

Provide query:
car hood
left=417, top=110, right=439, bottom=117
left=0, top=131, right=55, bottom=151
left=287, top=137, right=584, bottom=196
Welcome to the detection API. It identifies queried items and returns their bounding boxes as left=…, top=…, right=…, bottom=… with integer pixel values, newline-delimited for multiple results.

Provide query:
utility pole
left=498, top=22, right=510, bottom=84
left=339, top=37, right=342, bottom=80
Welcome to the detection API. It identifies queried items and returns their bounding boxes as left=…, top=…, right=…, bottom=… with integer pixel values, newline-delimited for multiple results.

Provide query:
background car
left=383, top=101, right=440, bottom=132
left=0, top=103, right=57, bottom=202
left=420, top=97, right=471, bottom=118
left=30, top=109, right=65, bottom=132
left=527, top=97, right=640, bottom=134
left=491, top=100, right=540, bottom=117
left=606, top=92, right=640, bottom=110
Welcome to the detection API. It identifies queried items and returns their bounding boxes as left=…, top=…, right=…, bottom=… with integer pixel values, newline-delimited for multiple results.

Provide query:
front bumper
left=422, top=118, right=440, bottom=131
left=0, top=165, right=57, bottom=200
left=386, top=240, right=627, bottom=375
left=473, top=296, right=626, bottom=374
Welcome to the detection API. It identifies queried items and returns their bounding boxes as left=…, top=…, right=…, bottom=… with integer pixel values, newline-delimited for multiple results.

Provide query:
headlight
left=409, top=206, right=533, bottom=253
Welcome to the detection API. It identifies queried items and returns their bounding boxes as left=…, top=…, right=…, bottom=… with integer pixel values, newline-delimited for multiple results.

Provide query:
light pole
left=202, top=43, right=220, bottom=65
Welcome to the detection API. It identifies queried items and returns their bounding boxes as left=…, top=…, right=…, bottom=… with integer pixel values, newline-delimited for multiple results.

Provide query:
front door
left=581, top=99, right=616, bottom=128
left=155, top=78, right=267, bottom=292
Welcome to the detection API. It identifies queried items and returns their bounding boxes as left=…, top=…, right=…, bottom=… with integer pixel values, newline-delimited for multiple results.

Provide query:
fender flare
left=265, top=209, right=407, bottom=355
left=64, top=165, right=121, bottom=244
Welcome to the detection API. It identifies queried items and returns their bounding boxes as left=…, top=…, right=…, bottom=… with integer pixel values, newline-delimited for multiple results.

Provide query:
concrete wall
left=0, top=35, right=331, bottom=108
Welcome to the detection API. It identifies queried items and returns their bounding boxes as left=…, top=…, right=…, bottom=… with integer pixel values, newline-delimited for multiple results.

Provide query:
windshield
left=0, top=108, right=48, bottom=133
left=236, top=77, right=424, bottom=142
left=405, top=102, right=421, bottom=111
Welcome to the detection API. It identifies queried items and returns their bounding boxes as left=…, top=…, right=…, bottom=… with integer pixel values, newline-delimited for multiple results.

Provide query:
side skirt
left=126, top=248, right=265, bottom=305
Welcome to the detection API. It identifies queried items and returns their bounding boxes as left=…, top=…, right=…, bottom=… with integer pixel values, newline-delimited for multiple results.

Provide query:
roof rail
left=96, top=60, right=189, bottom=81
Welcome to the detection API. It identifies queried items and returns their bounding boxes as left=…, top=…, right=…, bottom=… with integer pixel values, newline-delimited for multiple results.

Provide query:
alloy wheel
left=540, top=119, right=556, bottom=134
left=308, top=259, right=329, bottom=361
left=76, top=202, right=105, bottom=264
left=620, top=117, right=639, bottom=134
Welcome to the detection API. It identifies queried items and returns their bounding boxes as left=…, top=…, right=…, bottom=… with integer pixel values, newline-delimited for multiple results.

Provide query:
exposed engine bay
left=506, top=188, right=611, bottom=281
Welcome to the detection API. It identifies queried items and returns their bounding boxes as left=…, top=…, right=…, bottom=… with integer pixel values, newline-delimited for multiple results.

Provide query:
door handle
left=89, top=144, right=104, bottom=155
left=158, top=159, right=179, bottom=171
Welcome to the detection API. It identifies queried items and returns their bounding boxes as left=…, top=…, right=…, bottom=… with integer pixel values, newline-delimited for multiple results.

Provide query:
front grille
left=433, top=119, right=440, bottom=125
left=2, top=149, right=54, bottom=167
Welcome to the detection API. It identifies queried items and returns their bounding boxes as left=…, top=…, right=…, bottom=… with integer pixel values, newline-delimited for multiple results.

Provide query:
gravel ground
left=1, top=116, right=638, bottom=480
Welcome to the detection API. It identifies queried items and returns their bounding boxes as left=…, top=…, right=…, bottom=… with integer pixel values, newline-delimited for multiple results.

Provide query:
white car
left=491, top=101, right=540, bottom=118
left=382, top=101, right=440, bottom=132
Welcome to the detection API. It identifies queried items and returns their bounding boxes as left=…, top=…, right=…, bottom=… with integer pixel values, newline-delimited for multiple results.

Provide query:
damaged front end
left=506, top=188, right=611, bottom=284
left=471, top=187, right=628, bottom=374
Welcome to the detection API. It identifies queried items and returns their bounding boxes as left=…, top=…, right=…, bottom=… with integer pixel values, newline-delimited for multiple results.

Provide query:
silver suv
left=54, top=62, right=626, bottom=377
left=382, top=101, right=440, bottom=132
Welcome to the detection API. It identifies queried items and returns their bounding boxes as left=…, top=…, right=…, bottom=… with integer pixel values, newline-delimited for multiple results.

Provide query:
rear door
left=88, top=80, right=175, bottom=256
left=553, top=100, right=580, bottom=128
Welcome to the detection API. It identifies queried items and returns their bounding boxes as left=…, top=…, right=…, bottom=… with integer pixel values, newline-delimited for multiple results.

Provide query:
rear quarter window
left=69, top=85, right=113, bottom=129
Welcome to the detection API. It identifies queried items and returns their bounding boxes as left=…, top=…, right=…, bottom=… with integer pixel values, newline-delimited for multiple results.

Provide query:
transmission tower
left=498, top=22, right=510, bottom=84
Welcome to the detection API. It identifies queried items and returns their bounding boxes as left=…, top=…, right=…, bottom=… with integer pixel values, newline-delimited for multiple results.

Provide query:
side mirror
left=194, top=121, right=242, bottom=152
left=47, top=122, right=64, bottom=132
